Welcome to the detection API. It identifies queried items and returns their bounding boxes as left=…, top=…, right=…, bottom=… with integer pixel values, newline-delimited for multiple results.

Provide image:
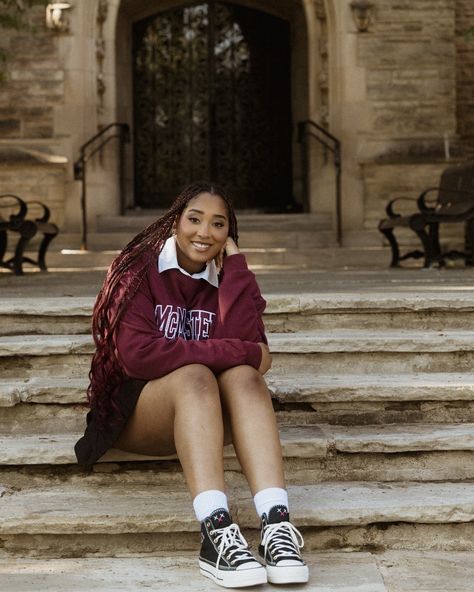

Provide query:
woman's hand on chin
left=224, top=237, right=240, bottom=256
left=215, top=237, right=240, bottom=271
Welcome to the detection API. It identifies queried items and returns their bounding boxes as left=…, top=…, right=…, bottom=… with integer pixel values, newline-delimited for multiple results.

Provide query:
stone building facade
left=0, top=0, right=473, bottom=246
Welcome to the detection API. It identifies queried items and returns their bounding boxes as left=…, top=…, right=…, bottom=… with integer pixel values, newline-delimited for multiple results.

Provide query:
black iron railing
left=74, top=123, right=130, bottom=250
left=297, top=120, right=342, bottom=246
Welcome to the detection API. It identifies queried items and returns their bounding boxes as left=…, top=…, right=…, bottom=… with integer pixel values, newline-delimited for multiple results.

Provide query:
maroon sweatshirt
left=113, top=253, right=266, bottom=380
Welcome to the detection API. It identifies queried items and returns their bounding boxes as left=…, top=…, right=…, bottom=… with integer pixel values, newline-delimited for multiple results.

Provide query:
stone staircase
left=1, top=289, right=474, bottom=590
left=26, top=212, right=394, bottom=271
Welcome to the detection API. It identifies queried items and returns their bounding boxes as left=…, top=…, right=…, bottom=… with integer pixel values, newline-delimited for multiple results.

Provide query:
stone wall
left=456, top=0, right=474, bottom=156
left=357, top=0, right=456, bottom=159
left=0, top=6, right=67, bottom=229
left=354, top=0, right=458, bottom=240
left=0, top=7, right=63, bottom=140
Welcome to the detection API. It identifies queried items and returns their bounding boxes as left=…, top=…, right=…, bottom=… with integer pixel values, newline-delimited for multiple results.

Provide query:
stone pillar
left=54, top=0, right=124, bottom=233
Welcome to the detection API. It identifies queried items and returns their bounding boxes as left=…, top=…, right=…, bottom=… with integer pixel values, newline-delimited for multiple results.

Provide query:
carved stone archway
left=111, top=0, right=332, bottom=212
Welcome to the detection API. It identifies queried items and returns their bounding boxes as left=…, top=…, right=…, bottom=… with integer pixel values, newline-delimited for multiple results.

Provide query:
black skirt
left=74, top=377, right=147, bottom=467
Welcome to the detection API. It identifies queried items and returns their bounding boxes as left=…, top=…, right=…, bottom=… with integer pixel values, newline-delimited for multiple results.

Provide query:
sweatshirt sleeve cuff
left=223, top=253, right=249, bottom=272
left=246, top=341, right=262, bottom=370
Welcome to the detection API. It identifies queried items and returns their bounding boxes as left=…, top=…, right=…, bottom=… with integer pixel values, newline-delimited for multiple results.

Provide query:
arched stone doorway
left=115, top=0, right=320, bottom=212
left=132, top=3, right=292, bottom=210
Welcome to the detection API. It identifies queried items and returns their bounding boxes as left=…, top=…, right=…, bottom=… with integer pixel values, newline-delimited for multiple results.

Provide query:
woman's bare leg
left=114, top=364, right=227, bottom=498
left=217, top=365, right=285, bottom=495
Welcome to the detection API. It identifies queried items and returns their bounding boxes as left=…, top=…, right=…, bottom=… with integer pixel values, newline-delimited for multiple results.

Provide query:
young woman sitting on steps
left=75, top=182, right=309, bottom=588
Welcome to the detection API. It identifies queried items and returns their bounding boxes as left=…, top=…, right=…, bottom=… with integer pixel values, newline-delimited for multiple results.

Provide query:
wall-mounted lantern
left=350, top=0, right=375, bottom=33
left=46, top=2, right=72, bottom=33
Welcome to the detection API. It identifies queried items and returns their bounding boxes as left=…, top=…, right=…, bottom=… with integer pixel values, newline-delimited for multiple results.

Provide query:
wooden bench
left=0, top=194, right=59, bottom=275
left=378, top=162, right=474, bottom=268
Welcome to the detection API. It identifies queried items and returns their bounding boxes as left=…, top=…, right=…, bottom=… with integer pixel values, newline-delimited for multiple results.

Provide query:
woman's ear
left=172, top=215, right=178, bottom=235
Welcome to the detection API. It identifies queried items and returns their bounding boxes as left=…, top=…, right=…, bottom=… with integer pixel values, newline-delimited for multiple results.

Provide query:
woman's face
left=174, top=192, right=230, bottom=274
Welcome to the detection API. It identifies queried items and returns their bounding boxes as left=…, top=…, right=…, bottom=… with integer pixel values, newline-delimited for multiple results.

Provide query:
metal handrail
left=74, top=123, right=130, bottom=250
left=297, top=119, right=342, bottom=246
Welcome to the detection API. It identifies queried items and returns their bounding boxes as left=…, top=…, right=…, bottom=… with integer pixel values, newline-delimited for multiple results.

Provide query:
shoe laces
left=261, top=521, right=305, bottom=561
left=211, top=523, right=255, bottom=577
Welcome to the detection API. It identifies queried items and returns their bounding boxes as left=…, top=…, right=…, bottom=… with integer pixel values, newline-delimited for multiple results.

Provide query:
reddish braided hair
left=88, top=181, right=239, bottom=428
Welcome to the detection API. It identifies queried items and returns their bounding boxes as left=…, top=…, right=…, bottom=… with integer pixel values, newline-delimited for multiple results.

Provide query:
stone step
left=1, top=481, right=474, bottom=554
left=3, top=372, right=473, bottom=408
left=3, top=550, right=466, bottom=591
left=272, top=372, right=474, bottom=424
left=16, top=246, right=392, bottom=272
left=25, top=247, right=319, bottom=270
left=0, top=335, right=93, bottom=357
left=4, top=372, right=474, bottom=429
left=1, top=331, right=474, bottom=378
left=0, top=377, right=87, bottom=406
left=96, top=212, right=334, bottom=233
left=2, top=290, right=473, bottom=336
left=2, top=423, right=474, bottom=466
left=0, top=553, right=380, bottom=591
left=266, top=292, right=474, bottom=331
left=268, top=372, right=474, bottom=403
left=56, top=227, right=337, bottom=251
left=0, top=298, right=93, bottom=336
left=270, top=330, right=474, bottom=374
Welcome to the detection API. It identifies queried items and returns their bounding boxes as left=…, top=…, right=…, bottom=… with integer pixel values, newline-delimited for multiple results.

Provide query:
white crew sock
left=193, top=490, right=229, bottom=522
left=254, top=487, right=289, bottom=519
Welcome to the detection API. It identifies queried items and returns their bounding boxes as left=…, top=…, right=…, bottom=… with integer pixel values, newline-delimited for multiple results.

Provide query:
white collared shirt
left=158, top=236, right=219, bottom=288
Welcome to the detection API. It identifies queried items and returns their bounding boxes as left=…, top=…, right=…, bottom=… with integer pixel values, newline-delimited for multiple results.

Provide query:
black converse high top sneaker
left=199, top=508, right=267, bottom=588
left=259, top=505, right=309, bottom=584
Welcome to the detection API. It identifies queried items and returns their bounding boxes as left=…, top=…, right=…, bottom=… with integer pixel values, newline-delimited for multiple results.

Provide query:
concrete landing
left=0, top=551, right=472, bottom=592
left=0, top=267, right=473, bottom=299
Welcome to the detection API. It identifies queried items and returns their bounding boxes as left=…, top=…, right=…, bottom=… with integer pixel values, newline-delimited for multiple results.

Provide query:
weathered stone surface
left=1, top=482, right=474, bottom=536
left=378, top=550, right=474, bottom=591
left=292, top=292, right=474, bottom=314
left=329, top=423, right=474, bottom=453
left=2, top=330, right=473, bottom=362
left=0, top=552, right=387, bottom=592
left=273, top=353, right=474, bottom=376
left=0, top=378, right=88, bottom=406
left=0, top=298, right=93, bottom=316
left=0, top=316, right=92, bottom=337
left=5, top=423, right=474, bottom=466
left=268, top=372, right=474, bottom=402
left=0, top=355, right=90, bottom=381
left=269, top=330, right=474, bottom=353
left=269, top=482, right=474, bottom=528
left=3, top=292, right=474, bottom=334
left=0, top=425, right=329, bottom=465
left=8, top=552, right=471, bottom=592
left=0, top=386, right=18, bottom=407
left=0, top=335, right=93, bottom=357
left=2, top=371, right=474, bottom=413
left=3, top=291, right=474, bottom=318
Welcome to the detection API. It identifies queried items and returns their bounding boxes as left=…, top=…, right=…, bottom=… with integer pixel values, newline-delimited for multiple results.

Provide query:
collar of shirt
left=158, top=236, right=219, bottom=288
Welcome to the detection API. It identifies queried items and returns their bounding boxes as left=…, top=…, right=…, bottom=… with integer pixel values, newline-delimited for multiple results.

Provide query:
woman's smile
left=174, top=192, right=230, bottom=274
left=191, top=241, right=213, bottom=251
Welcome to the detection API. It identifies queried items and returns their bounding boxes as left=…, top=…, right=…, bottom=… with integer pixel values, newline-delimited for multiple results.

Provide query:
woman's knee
left=170, top=364, right=220, bottom=406
left=218, top=365, right=268, bottom=398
